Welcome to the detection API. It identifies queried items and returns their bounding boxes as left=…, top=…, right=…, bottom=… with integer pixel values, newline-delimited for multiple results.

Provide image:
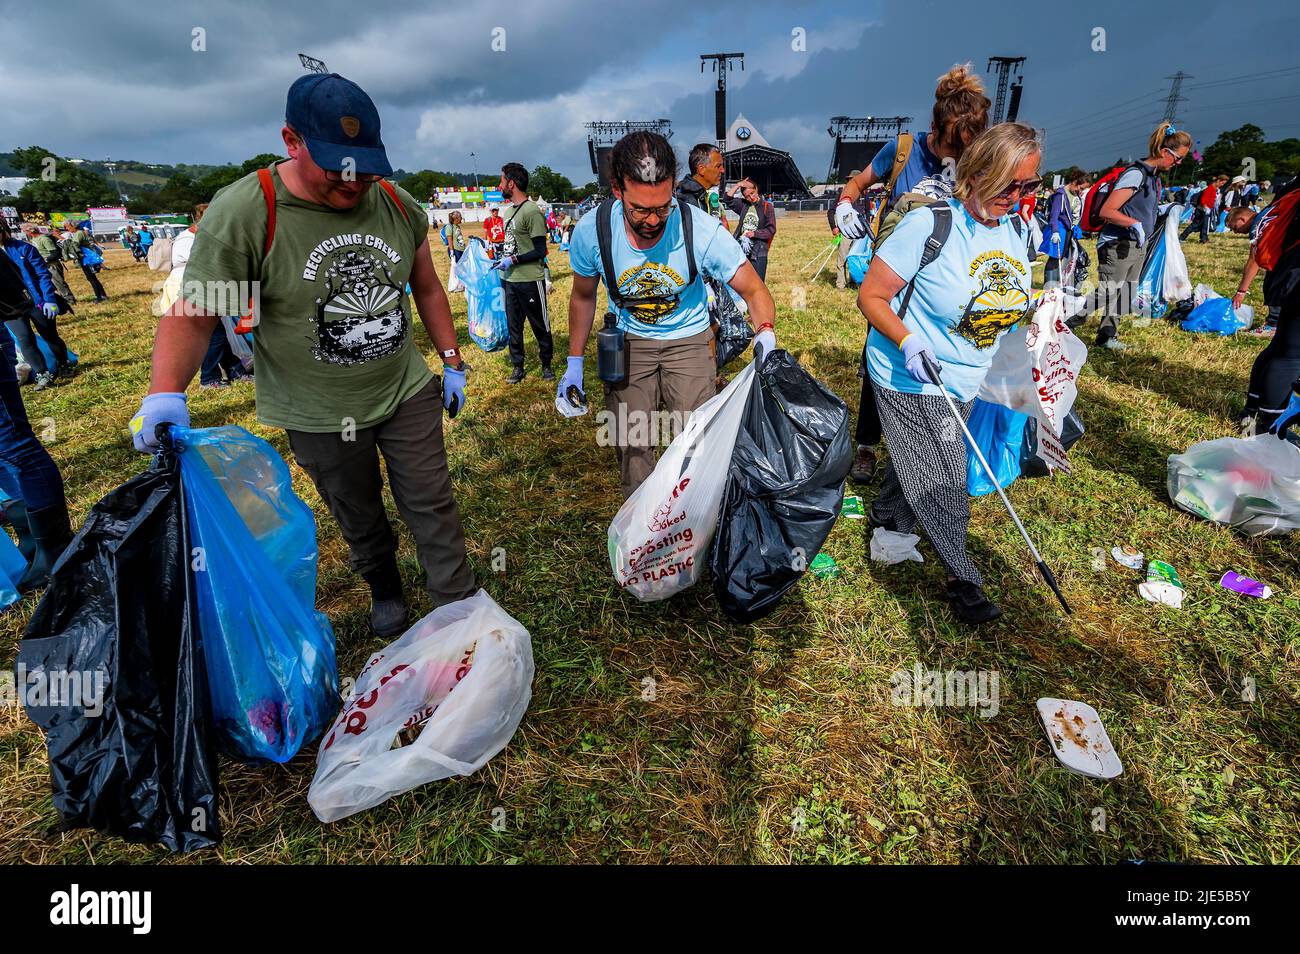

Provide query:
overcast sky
left=2, top=0, right=1297, bottom=183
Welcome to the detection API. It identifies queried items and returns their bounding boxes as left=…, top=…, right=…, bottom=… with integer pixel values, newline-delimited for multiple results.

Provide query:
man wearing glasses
left=561, top=131, right=777, bottom=498
left=129, top=72, right=476, bottom=639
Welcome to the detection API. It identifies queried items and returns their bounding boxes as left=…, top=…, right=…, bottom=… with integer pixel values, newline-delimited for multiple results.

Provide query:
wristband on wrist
left=899, top=333, right=913, bottom=349
left=755, top=322, right=775, bottom=334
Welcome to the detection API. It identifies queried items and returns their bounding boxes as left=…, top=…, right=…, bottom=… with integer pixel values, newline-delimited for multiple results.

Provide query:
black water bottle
left=597, top=312, right=625, bottom=383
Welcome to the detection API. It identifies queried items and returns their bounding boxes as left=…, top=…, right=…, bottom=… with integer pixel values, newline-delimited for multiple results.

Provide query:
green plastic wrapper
left=810, top=552, right=840, bottom=579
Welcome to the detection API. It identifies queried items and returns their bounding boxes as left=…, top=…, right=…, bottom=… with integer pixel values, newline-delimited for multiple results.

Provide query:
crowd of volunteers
left=0, top=65, right=1291, bottom=639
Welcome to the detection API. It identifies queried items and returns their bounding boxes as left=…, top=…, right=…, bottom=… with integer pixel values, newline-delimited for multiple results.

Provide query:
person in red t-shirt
left=484, top=207, right=506, bottom=259
left=1182, top=174, right=1226, bottom=244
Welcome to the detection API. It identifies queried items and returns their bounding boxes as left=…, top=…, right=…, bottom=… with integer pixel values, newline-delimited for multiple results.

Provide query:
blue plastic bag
left=458, top=241, right=509, bottom=352
left=175, top=425, right=337, bottom=763
left=1182, top=298, right=1244, bottom=336
left=966, top=398, right=1028, bottom=497
left=0, top=526, right=26, bottom=609
left=845, top=236, right=872, bottom=285
left=80, top=245, right=104, bottom=268
left=1135, top=233, right=1167, bottom=315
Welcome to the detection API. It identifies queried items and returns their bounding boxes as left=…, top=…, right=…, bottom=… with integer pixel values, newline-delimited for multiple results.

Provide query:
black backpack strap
left=1009, top=213, right=1024, bottom=238
left=597, top=198, right=699, bottom=311
left=896, top=203, right=952, bottom=320
left=679, top=200, right=698, bottom=286
left=595, top=198, right=625, bottom=310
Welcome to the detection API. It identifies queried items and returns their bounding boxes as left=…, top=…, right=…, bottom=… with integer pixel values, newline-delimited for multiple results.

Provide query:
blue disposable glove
left=491, top=255, right=516, bottom=271
left=1071, top=225, right=1083, bottom=241
left=41, top=302, right=58, bottom=319
left=442, top=365, right=467, bottom=418
left=1129, top=222, right=1146, bottom=248
left=900, top=334, right=941, bottom=386
left=753, top=328, right=776, bottom=364
left=129, top=392, right=189, bottom=453
left=557, top=355, right=585, bottom=404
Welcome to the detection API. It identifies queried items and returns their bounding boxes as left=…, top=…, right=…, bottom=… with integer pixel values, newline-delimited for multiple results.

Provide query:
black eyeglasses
left=624, top=199, right=676, bottom=220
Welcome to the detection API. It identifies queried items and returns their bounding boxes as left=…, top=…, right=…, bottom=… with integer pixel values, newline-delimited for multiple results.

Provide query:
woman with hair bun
left=835, top=64, right=991, bottom=485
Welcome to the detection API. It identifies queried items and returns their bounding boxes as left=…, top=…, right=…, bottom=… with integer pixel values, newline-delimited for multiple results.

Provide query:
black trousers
left=1180, top=208, right=1210, bottom=244
left=1245, top=300, right=1300, bottom=427
left=80, top=263, right=107, bottom=299
left=503, top=278, right=553, bottom=369
left=6, top=310, right=70, bottom=376
left=854, top=345, right=882, bottom=446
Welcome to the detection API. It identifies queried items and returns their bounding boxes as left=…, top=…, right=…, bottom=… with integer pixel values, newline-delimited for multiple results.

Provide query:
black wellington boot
left=2, top=499, right=38, bottom=564
left=17, top=499, right=73, bottom=594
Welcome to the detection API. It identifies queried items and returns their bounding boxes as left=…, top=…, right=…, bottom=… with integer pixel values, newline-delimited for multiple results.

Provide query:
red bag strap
left=377, top=179, right=410, bottom=222
left=257, top=167, right=277, bottom=256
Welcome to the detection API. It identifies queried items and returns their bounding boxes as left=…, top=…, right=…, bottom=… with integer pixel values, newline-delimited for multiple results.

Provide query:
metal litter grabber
left=920, top=352, right=1072, bottom=615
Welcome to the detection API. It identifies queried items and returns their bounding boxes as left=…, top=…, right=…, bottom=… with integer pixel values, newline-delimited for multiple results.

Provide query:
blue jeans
left=200, top=325, right=246, bottom=385
left=0, top=337, right=65, bottom=511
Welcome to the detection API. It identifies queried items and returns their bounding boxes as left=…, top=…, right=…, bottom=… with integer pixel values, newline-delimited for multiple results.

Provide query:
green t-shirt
left=180, top=162, right=433, bottom=432
left=33, top=234, right=62, bottom=261
left=502, top=199, right=548, bottom=283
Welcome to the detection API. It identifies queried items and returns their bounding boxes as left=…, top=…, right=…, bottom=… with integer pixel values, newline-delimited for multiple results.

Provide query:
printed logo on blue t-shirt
left=958, top=251, right=1030, bottom=349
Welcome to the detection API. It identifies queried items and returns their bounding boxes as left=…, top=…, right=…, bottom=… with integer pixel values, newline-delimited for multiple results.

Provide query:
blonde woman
left=858, top=122, right=1040, bottom=624
left=1090, top=120, right=1191, bottom=349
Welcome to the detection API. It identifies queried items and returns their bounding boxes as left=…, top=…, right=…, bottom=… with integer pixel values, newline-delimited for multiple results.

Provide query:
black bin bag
left=18, top=430, right=220, bottom=852
left=710, top=350, right=852, bottom=623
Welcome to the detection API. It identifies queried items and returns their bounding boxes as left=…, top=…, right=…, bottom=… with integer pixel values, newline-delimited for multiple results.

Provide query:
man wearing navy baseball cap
left=130, top=72, right=477, bottom=638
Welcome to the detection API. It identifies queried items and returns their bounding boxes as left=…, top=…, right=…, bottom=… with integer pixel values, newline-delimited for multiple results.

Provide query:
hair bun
left=936, top=63, right=986, bottom=99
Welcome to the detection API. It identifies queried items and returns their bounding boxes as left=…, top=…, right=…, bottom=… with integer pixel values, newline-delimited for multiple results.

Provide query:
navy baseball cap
left=285, top=73, right=392, bottom=177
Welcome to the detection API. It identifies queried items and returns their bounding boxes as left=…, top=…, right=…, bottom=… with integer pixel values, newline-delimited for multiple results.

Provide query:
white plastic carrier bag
left=607, top=361, right=757, bottom=601
left=307, top=589, right=534, bottom=823
left=1167, top=435, right=1300, bottom=537
left=978, top=286, right=1088, bottom=440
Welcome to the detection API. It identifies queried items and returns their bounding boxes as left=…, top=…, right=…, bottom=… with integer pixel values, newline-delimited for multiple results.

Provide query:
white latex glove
left=835, top=200, right=867, bottom=240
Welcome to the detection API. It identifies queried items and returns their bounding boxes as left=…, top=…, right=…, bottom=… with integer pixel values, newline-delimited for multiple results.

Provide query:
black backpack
left=595, top=197, right=697, bottom=312
left=895, top=202, right=1024, bottom=319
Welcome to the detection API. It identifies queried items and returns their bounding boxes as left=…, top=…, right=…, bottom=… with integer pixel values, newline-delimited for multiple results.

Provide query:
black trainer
left=944, top=580, right=1002, bottom=624
left=541, top=365, right=555, bottom=381
left=507, top=366, right=525, bottom=384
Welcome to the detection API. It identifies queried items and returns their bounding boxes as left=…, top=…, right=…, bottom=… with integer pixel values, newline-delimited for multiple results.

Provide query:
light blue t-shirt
left=569, top=200, right=746, bottom=339
left=870, top=132, right=945, bottom=202
left=868, top=198, right=1031, bottom=402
